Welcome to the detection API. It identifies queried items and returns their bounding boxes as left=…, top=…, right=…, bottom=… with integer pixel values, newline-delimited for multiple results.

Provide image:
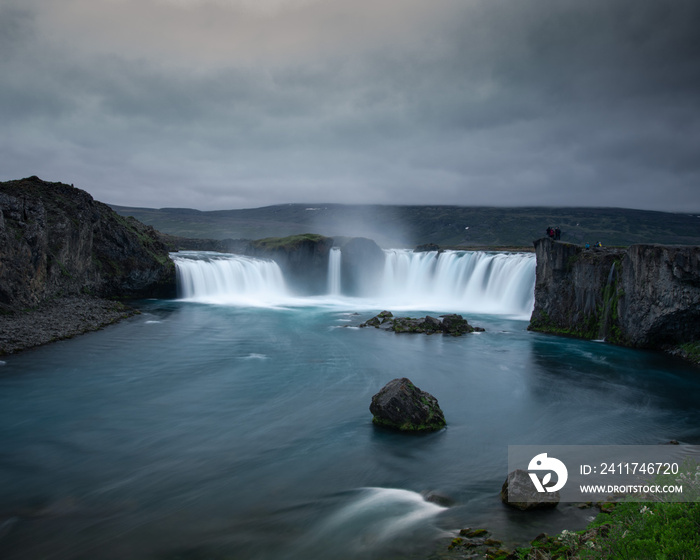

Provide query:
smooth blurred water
left=172, top=250, right=537, bottom=319
left=1, top=299, right=700, bottom=560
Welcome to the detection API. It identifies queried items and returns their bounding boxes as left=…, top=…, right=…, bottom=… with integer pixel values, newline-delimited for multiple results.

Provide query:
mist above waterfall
left=172, top=249, right=535, bottom=317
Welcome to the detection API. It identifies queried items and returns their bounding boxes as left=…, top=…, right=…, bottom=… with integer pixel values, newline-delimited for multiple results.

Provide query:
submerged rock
left=500, top=469, right=560, bottom=511
left=422, top=490, right=455, bottom=507
left=370, top=377, right=446, bottom=432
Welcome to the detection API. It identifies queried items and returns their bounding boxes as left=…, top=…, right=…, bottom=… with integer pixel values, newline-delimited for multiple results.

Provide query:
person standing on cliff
left=555, top=227, right=561, bottom=240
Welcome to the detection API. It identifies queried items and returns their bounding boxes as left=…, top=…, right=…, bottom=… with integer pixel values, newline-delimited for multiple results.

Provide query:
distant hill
left=109, top=203, right=700, bottom=248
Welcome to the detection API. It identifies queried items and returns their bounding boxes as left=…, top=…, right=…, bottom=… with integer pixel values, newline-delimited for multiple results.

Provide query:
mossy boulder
left=370, top=377, right=446, bottom=432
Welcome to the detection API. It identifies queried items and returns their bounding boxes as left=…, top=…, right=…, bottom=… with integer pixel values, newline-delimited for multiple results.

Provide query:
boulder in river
left=370, top=378, right=446, bottom=432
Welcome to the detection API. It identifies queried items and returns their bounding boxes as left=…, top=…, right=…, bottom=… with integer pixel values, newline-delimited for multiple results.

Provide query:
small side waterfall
left=172, top=251, right=288, bottom=305
left=327, top=247, right=342, bottom=295
left=597, top=262, right=619, bottom=341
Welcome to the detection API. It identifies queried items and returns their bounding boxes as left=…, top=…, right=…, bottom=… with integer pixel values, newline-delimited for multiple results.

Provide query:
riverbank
left=0, top=296, right=137, bottom=356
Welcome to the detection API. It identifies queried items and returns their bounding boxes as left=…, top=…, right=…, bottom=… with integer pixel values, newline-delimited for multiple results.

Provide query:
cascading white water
left=379, top=250, right=536, bottom=316
left=171, top=251, right=288, bottom=306
left=170, top=249, right=535, bottom=316
left=327, top=247, right=342, bottom=295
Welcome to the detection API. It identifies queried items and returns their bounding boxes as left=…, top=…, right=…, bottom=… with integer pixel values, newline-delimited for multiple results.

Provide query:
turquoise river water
left=0, top=250, right=699, bottom=559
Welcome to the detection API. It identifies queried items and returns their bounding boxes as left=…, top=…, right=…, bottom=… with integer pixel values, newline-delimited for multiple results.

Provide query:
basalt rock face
left=245, top=233, right=334, bottom=294
left=244, top=234, right=385, bottom=296
left=336, top=237, right=385, bottom=296
left=529, top=237, right=700, bottom=349
left=620, top=244, right=700, bottom=347
left=0, top=176, right=176, bottom=312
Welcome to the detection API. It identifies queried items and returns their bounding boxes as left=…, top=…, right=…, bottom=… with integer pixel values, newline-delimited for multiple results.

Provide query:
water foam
left=302, top=488, right=446, bottom=553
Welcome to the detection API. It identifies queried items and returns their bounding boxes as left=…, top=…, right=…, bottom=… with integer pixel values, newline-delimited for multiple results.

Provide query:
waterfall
left=170, top=249, right=535, bottom=316
left=327, top=247, right=342, bottom=295
left=379, top=250, right=535, bottom=316
left=171, top=251, right=288, bottom=305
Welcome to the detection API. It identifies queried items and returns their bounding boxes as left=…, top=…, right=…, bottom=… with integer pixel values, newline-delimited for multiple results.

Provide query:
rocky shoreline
left=0, top=296, right=137, bottom=356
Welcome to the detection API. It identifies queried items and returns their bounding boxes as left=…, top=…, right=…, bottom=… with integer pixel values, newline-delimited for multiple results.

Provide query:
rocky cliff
left=241, top=233, right=386, bottom=295
left=245, top=233, right=334, bottom=294
left=0, top=176, right=175, bottom=313
left=335, top=236, right=386, bottom=296
left=529, top=238, right=700, bottom=354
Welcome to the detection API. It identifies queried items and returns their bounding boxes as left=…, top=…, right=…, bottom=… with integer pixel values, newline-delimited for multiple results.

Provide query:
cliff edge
left=0, top=176, right=176, bottom=353
left=0, top=176, right=175, bottom=312
left=528, top=238, right=700, bottom=359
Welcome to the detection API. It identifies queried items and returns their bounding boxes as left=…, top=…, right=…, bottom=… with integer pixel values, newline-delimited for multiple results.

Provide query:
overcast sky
left=2, top=0, right=699, bottom=211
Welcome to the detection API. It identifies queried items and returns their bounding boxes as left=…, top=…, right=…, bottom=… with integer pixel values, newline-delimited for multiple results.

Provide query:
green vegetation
left=530, top=258, right=627, bottom=344
left=529, top=310, right=600, bottom=340
left=111, top=212, right=173, bottom=267
left=677, top=342, right=700, bottom=365
left=510, top=463, right=700, bottom=559
left=510, top=501, right=700, bottom=559
left=371, top=415, right=444, bottom=432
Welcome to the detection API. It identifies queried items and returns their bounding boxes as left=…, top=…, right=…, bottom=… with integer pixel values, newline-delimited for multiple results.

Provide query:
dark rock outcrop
left=370, top=377, right=446, bottom=432
left=528, top=238, right=700, bottom=351
left=0, top=176, right=175, bottom=313
left=241, top=233, right=385, bottom=296
left=335, top=237, right=386, bottom=296
left=414, top=243, right=442, bottom=253
left=500, top=469, right=560, bottom=511
left=360, top=311, right=484, bottom=336
left=245, top=233, right=334, bottom=294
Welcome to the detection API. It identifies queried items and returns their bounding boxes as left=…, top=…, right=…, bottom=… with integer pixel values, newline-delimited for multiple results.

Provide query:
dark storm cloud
left=1, top=0, right=699, bottom=210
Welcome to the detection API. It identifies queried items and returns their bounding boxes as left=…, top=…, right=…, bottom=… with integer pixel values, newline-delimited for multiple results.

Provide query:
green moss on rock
left=250, top=233, right=329, bottom=251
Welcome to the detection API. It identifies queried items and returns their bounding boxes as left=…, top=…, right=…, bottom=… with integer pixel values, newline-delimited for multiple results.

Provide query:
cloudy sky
left=1, top=0, right=699, bottom=211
